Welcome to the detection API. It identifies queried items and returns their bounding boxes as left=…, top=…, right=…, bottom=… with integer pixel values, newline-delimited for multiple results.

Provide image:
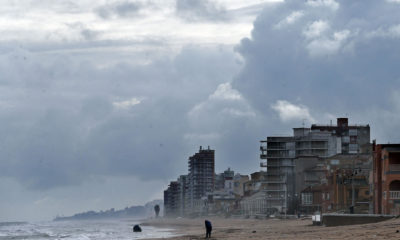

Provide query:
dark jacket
left=205, top=220, right=212, bottom=231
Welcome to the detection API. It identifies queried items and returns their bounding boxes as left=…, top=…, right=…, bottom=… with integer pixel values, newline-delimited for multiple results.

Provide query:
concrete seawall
left=322, top=214, right=395, bottom=227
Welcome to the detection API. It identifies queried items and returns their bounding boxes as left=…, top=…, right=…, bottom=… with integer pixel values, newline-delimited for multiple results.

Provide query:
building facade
left=299, top=154, right=371, bottom=214
left=373, top=143, right=400, bottom=215
left=260, top=118, right=371, bottom=214
left=164, top=181, right=180, bottom=216
left=187, top=146, right=215, bottom=214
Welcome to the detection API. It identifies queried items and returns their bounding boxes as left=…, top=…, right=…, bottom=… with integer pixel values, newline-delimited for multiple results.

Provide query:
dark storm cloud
left=185, top=82, right=265, bottom=172
left=96, top=1, right=143, bottom=19
left=2, top=0, right=400, bottom=210
left=0, top=44, right=240, bottom=190
left=232, top=0, right=400, bottom=134
left=175, top=0, right=229, bottom=22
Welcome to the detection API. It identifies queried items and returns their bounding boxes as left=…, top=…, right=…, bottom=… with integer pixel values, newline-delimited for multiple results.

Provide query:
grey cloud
left=80, top=29, right=99, bottom=41
left=185, top=82, right=265, bottom=173
left=96, top=1, right=142, bottom=19
left=176, top=0, right=229, bottom=22
left=3, top=0, right=400, bottom=221
left=66, top=22, right=100, bottom=41
left=0, top=44, right=240, bottom=190
left=232, top=0, right=400, bottom=136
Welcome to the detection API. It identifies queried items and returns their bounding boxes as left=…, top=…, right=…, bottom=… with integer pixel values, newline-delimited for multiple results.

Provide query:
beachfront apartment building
left=187, top=146, right=215, bottom=215
left=164, top=146, right=215, bottom=217
left=299, top=154, right=372, bottom=214
left=260, top=118, right=371, bottom=214
left=373, top=143, right=400, bottom=215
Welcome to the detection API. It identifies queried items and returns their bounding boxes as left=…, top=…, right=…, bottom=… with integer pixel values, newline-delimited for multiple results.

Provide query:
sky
left=1, top=0, right=400, bottom=221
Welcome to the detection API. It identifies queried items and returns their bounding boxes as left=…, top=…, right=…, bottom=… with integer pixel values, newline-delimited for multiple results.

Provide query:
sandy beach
left=142, top=216, right=400, bottom=239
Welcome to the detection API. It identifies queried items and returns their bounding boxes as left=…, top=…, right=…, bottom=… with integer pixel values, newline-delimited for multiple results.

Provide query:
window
left=302, top=193, right=313, bottom=205
left=349, top=129, right=358, bottom=136
left=349, top=144, right=358, bottom=153
left=330, top=159, right=339, bottom=165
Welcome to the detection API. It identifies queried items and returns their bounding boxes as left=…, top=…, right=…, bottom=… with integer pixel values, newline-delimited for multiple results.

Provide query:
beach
left=142, top=216, right=400, bottom=239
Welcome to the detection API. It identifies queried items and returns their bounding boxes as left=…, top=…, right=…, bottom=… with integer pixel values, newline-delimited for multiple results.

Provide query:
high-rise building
left=260, top=118, right=370, bottom=214
left=187, top=146, right=215, bottom=212
left=177, top=175, right=188, bottom=216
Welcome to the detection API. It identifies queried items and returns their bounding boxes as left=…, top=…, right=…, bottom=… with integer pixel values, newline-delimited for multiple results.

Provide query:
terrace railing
left=390, top=191, right=400, bottom=199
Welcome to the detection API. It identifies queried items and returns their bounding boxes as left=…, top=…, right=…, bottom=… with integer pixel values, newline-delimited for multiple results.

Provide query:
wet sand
left=142, top=216, right=400, bottom=239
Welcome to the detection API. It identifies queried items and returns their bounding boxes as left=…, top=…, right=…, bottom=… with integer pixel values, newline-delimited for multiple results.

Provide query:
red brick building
left=373, top=143, right=400, bottom=214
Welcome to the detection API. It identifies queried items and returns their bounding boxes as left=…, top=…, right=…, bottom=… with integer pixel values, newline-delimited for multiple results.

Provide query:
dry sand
left=142, top=216, right=400, bottom=239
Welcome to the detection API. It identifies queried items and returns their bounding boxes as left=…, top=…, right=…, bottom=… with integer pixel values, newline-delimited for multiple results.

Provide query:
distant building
left=241, top=172, right=271, bottom=216
left=163, top=146, right=216, bottom=217
left=260, top=118, right=371, bottom=214
left=215, top=167, right=235, bottom=192
left=164, top=181, right=179, bottom=217
left=177, top=175, right=188, bottom=216
left=187, top=146, right=215, bottom=214
left=240, top=191, right=269, bottom=216
left=373, top=143, right=400, bottom=215
left=233, top=173, right=249, bottom=197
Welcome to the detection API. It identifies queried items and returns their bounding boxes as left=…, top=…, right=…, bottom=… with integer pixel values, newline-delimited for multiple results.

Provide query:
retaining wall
left=322, top=214, right=395, bottom=227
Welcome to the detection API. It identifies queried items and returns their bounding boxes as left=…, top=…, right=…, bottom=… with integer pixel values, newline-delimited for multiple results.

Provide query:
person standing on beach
left=205, top=220, right=212, bottom=238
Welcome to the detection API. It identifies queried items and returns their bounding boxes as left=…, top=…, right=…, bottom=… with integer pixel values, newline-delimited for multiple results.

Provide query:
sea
left=0, top=219, right=178, bottom=240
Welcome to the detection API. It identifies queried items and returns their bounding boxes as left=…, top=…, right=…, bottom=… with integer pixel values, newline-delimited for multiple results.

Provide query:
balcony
left=390, top=191, right=400, bottom=199
left=263, top=186, right=285, bottom=191
left=263, top=177, right=286, bottom=183
left=266, top=153, right=291, bottom=158
left=260, top=162, right=267, bottom=168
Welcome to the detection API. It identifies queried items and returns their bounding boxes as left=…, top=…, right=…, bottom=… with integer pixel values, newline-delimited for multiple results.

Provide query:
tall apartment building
left=164, top=146, right=215, bottom=217
left=260, top=118, right=370, bottom=214
left=177, top=175, right=188, bottom=216
left=187, top=146, right=215, bottom=213
left=260, top=136, right=295, bottom=214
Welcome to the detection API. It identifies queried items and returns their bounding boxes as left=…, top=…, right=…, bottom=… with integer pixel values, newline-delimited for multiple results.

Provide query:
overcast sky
left=1, top=0, right=400, bottom=221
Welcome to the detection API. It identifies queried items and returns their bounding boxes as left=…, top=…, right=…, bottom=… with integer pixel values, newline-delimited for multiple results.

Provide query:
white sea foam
left=0, top=219, right=178, bottom=240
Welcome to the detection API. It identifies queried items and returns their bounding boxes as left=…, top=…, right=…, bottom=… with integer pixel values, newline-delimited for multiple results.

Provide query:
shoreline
left=141, top=216, right=400, bottom=239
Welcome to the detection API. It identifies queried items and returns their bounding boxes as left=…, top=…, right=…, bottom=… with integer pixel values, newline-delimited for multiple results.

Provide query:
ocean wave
left=0, top=219, right=178, bottom=240
left=0, top=222, right=28, bottom=227
left=0, top=232, right=51, bottom=239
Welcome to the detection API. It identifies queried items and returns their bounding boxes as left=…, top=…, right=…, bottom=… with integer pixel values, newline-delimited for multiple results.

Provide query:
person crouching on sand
left=205, top=220, right=212, bottom=238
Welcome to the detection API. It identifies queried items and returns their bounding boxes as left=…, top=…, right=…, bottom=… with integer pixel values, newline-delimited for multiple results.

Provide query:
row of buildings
left=163, top=146, right=250, bottom=216
left=164, top=118, right=400, bottom=217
